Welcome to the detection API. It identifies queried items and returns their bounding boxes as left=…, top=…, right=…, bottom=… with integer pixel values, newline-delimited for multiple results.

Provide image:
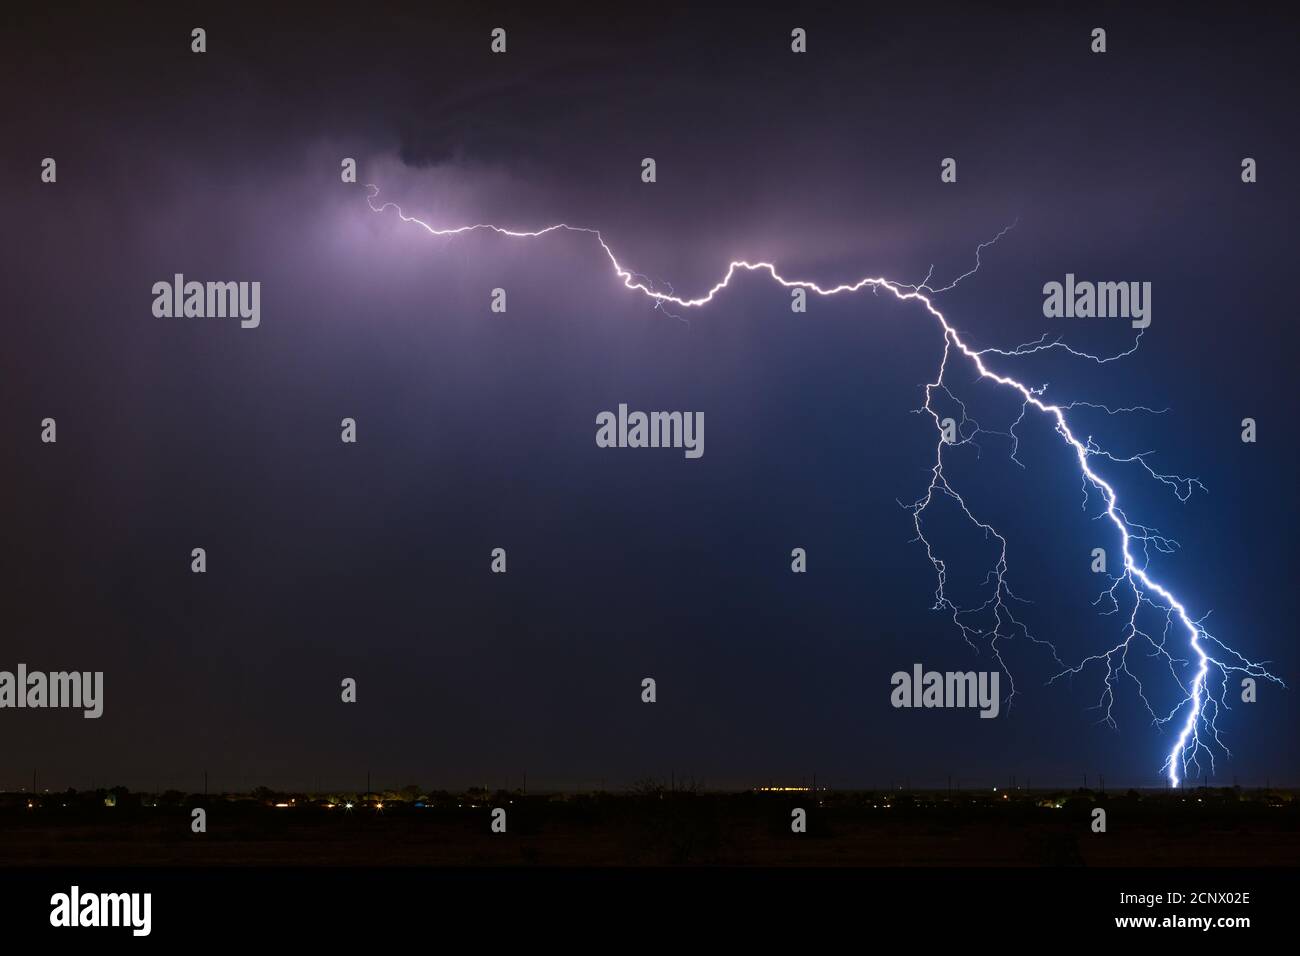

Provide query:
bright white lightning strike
left=364, top=183, right=1281, bottom=787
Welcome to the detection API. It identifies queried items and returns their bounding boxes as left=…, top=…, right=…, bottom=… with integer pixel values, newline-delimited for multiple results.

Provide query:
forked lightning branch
left=363, top=183, right=1281, bottom=787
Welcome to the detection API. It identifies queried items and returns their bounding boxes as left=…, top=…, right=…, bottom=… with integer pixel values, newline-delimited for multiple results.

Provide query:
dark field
left=5, top=789, right=1297, bottom=867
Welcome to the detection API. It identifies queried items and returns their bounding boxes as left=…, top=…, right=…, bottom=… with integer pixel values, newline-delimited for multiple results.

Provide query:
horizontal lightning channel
left=364, top=183, right=1280, bottom=787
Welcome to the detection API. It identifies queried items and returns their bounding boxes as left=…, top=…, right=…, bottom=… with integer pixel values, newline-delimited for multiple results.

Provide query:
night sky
left=2, top=1, right=1297, bottom=793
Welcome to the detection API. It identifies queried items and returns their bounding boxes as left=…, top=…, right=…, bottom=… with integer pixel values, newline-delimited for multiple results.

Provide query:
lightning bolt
left=364, top=183, right=1281, bottom=787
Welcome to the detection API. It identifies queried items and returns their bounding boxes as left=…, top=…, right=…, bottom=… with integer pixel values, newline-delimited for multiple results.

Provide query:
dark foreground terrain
left=4, top=786, right=1297, bottom=866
